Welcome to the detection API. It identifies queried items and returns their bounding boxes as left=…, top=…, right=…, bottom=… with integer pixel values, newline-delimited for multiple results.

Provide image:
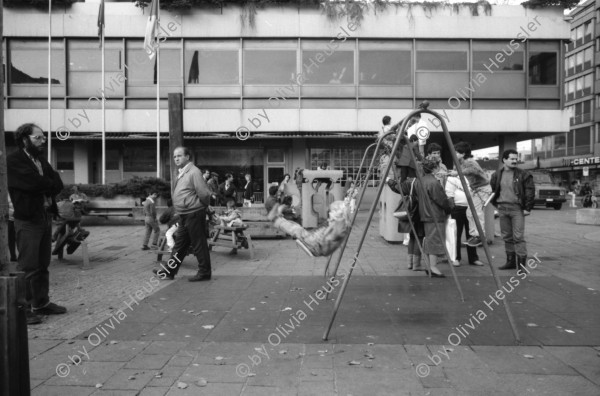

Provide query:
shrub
left=62, top=177, right=171, bottom=200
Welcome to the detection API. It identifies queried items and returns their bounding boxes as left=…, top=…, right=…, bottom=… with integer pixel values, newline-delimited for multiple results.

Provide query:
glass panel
left=10, top=40, right=64, bottom=86
left=267, top=149, right=284, bottom=163
left=267, top=167, right=285, bottom=184
left=195, top=148, right=264, bottom=193
left=185, top=50, right=238, bottom=85
left=554, top=134, right=566, bottom=150
left=127, top=46, right=181, bottom=87
left=68, top=41, right=123, bottom=97
left=56, top=147, right=74, bottom=170
left=243, top=50, right=296, bottom=84
left=302, top=50, right=354, bottom=84
left=106, top=149, right=120, bottom=170
left=310, top=147, right=374, bottom=185
left=359, top=50, right=411, bottom=85
left=473, top=51, right=524, bottom=71
left=123, top=146, right=157, bottom=172
left=575, top=126, right=591, bottom=146
left=417, top=51, right=467, bottom=71
left=529, top=52, right=557, bottom=85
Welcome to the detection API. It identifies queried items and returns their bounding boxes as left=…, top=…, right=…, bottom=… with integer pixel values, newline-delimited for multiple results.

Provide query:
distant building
left=3, top=1, right=569, bottom=200
left=523, top=0, right=599, bottom=190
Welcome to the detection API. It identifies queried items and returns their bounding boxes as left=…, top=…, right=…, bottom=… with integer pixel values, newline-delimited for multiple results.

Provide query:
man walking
left=153, top=147, right=212, bottom=281
left=490, top=149, right=535, bottom=270
left=142, top=190, right=160, bottom=250
left=7, top=123, right=65, bottom=324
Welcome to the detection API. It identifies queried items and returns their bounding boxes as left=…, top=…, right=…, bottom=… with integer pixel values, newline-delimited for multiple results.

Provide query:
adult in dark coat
left=219, top=173, right=237, bottom=206
left=7, top=123, right=65, bottom=324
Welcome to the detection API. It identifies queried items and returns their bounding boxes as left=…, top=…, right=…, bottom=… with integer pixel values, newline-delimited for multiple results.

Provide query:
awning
left=60, top=132, right=378, bottom=140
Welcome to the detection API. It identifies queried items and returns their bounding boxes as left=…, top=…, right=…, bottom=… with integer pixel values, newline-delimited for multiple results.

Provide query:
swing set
left=319, top=101, right=521, bottom=344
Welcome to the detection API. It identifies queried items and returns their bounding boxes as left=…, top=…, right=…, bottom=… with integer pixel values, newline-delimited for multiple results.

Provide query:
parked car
left=531, top=171, right=567, bottom=210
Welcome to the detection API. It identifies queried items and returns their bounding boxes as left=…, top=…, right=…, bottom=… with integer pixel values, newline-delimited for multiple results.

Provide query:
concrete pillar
left=73, top=142, right=89, bottom=184
left=498, top=134, right=519, bottom=158
left=291, top=139, right=306, bottom=172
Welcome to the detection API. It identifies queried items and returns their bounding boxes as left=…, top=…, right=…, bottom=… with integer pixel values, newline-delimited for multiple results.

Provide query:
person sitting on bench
left=219, top=199, right=244, bottom=228
left=267, top=200, right=351, bottom=257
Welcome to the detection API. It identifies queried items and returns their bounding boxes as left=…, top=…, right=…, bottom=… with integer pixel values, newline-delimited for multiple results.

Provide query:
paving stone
left=139, top=388, right=170, bottom=396
left=442, top=367, right=507, bottom=393
left=297, top=367, right=333, bottom=382
left=28, top=339, right=64, bottom=358
left=298, top=381, right=336, bottom=396
left=32, top=385, right=96, bottom=396
left=91, top=390, right=141, bottom=396
left=168, top=355, right=194, bottom=367
left=241, top=385, right=299, bottom=396
left=544, top=346, right=600, bottom=386
left=165, top=382, right=244, bottom=396
left=471, top=346, right=579, bottom=375
left=335, top=368, right=420, bottom=395
left=143, top=341, right=191, bottom=355
left=29, top=353, right=72, bottom=380
left=124, top=354, right=172, bottom=370
left=497, top=373, right=600, bottom=396
left=147, top=376, right=178, bottom=388
left=84, top=341, right=149, bottom=362
left=178, top=363, right=246, bottom=383
left=44, top=362, right=124, bottom=387
left=102, top=369, right=156, bottom=390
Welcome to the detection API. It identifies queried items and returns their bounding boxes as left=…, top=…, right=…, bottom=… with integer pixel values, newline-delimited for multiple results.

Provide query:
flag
left=97, top=0, right=104, bottom=48
left=144, top=0, right=159, bottom=59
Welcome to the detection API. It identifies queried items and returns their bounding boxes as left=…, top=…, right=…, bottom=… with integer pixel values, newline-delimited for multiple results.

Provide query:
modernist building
left=3, top=1, right=570, bottom=199
left=523, top=0, right=600, bottom=188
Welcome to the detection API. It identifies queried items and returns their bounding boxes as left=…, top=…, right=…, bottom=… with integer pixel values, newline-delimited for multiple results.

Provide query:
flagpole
left=47, top=0, right=52, bottom=160
left=101, top=18, right=106, bottom=184
left=156, top=0, right=160, bottom=178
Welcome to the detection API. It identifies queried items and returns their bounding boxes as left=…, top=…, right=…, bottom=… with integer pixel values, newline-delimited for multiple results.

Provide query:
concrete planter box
left=576, top=209, right=600, bottom=225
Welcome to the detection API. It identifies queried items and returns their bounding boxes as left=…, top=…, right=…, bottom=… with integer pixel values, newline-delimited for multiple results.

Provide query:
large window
left=195, top=148, right=264, bottom=193
left=574, top=126, right=591, bottom=155
left=68, top=40, right=122, bottom=97
left=56, top=147, right=74, bottom=170
left=123, top=146, right=157, bottom=172
left=301, top=50, right=353, bottom=84
left=126, top=41, right=181, bottom=92
left=185, top=41, right=239, bottom=85
left=359, top=50, right=411, bottom=85
left=417, top=51, right=467, bottom=71
left=529, top=52, right=557, bottom=85
left=473, top=51, right=523, bottom=71
left=9, top=40, right=65, bottom=96
left=243, top=42, right=296, bottom=85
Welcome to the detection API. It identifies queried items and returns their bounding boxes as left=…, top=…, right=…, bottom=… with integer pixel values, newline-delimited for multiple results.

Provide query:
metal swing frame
left=321, top=103, right=521, bottom=344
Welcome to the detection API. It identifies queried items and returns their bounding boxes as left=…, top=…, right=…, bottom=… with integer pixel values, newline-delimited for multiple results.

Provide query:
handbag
left=445, top=218, right=457, bottom=262
left=393, top=178, right=417, bottom=222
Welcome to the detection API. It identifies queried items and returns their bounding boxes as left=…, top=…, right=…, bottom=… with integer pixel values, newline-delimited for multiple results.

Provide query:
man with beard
left=153, top=147, right=212, bottom=281
left=7, top=123, right=65, bottom=324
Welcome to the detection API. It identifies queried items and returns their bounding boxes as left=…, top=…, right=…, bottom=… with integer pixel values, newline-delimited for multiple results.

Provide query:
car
left=531, top=171, right=567, bottom=210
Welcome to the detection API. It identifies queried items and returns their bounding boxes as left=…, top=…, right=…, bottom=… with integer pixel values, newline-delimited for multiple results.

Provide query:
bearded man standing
left=7, top=123, right=65, bottom=324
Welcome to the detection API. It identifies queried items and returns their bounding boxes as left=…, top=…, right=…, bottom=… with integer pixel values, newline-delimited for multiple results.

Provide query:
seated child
left=219, top=199, right=244, bottom=228
left=159, top=199, right=180, bottom=252
left=268, top=200, right=351, bottom=257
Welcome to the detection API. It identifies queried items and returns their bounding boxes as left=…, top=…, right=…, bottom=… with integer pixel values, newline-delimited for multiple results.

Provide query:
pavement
left=23, top=204, right=600, bottom=396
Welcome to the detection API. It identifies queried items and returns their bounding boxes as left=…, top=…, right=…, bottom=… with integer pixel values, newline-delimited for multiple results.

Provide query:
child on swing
left=268, top=200, right=351, bottom=257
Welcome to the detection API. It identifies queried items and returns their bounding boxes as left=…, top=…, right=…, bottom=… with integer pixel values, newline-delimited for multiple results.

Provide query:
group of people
left=382, top=114, right=535, bottom=278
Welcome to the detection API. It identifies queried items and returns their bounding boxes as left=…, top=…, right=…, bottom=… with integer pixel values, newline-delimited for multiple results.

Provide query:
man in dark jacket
left=490, top=149, right=535, bottom=271
left=7, top=123, right=65, bottom=324
left=219, top=173, right=237, bottom=206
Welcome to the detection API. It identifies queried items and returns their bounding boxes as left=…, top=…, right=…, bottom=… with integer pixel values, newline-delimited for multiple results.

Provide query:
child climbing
left=268, top=200, right=351, bottom=257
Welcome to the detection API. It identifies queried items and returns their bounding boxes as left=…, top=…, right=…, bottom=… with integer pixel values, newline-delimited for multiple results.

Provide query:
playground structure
left=320, top=101, right=521, bottom=345
left=300, top=170, right=344, bottom=228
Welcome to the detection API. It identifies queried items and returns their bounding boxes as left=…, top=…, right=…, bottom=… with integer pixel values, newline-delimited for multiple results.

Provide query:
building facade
left=3, top=1, right=570, bottom=199
left=524, top=0, right=600, bottom=190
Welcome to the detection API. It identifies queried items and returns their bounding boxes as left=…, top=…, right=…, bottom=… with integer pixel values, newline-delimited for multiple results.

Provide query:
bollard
left=0, top=272, right=31, bottom=396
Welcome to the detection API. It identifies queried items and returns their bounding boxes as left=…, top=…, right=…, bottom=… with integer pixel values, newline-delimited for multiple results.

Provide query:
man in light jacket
left=153, top=147, right=212, bottom=281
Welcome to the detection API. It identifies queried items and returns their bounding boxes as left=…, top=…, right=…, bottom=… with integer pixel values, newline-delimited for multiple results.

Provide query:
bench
left=85, top=195, right=137, bottom=218
left=208, top=225, right=255, bottom=259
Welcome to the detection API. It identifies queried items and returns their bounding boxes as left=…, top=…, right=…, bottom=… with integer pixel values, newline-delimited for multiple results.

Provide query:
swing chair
left=320, top=101, right=522, bottom=345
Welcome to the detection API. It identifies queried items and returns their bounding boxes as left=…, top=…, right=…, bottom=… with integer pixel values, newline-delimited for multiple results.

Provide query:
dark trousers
left=451, top=206, right=479, bottom=263
left=15, top=213, right=53, bottom=309
left=168, top=208, right=211, bottom=276
left=398, top=166, right=416, bottom=183
left=8, top=220, right=17, bottom=260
